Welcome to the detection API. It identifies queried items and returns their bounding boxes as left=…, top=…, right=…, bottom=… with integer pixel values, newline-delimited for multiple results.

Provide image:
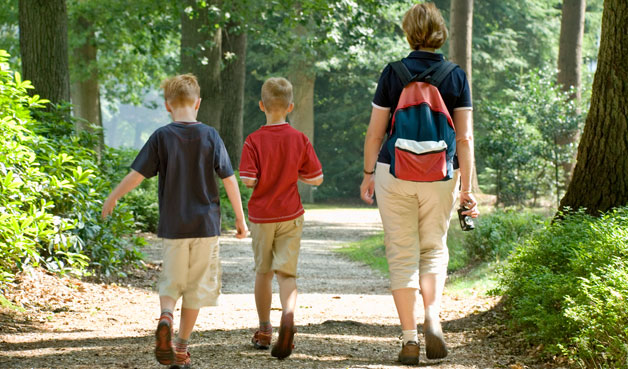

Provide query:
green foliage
left=477, top=68, right=584, bottom=207
left=464, top=210, right=547, bottom=262
left=219, top=172, right=252, bottom=230
left=496, top=207, right=628, bottom=366
left=101, top=147, right=159, bottom=233
left=336, top=232, right=388, bottom=276
left=0, top=51, right=143, bottom=285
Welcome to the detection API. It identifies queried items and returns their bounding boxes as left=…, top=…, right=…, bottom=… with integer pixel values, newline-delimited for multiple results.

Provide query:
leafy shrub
left=464, top=210, right=546, bottom=261
left=496, top=207, right=628, bottom=366
left=219, top=172, right=252, bottom=230
left=0, top=50, right=143, bottom=285
left=477, top=68, right=583, bottom=207
left=101, top=147, right=159, bottom=233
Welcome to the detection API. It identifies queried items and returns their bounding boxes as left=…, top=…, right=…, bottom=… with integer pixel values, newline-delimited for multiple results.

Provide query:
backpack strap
left=429, top=61, right=458, bottom=87
left=389, top=61, right=414, bottom=86
left=415, top=60, right=444, bottom=82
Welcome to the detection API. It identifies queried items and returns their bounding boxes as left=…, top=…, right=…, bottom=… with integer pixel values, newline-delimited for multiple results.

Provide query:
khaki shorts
left=375, top=163, right=459, bottom=291
left=158, top=236, right=221, bottom=309
left=249, top=215, right=304, bottom=277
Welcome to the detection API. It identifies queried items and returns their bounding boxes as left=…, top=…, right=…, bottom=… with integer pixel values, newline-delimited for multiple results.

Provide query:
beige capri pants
left=158, top=236, right=221, bottom=309
left=375, top=162, right=459, bottom=291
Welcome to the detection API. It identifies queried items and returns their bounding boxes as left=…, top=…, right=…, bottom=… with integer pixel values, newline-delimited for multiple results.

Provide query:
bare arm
left=453, top=109, right=479, bottom=217
left=299, top=175, right=323, bottom=186
left=241, top=177, right=257, bottom=188
left=360, top=107, right=389, bottom=204
left=222, top=174, right=248, bottom=239
left=101, top=170, right=145, bottom=219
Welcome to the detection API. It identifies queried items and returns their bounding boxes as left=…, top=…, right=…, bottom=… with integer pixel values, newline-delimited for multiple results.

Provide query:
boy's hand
left=235, top=218, right=248, bottom=239
left=101, top=196, right=117, bottom=219
left=360, top=174, right=375, bottom=205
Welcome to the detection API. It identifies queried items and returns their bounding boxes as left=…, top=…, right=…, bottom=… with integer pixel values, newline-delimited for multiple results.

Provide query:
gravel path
left=0, top=208, right=543, bottom=369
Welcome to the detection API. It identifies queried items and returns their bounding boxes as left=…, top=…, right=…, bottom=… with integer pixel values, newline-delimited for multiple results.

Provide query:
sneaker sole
left=271, top=313, right=295, bottom=359
left=155, top=321, right=175, bottom=365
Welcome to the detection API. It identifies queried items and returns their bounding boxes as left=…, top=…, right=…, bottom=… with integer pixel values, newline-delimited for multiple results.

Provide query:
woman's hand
left=459, top=192, right=480, bottom=218
left=360, top=174, right=375, bottom=205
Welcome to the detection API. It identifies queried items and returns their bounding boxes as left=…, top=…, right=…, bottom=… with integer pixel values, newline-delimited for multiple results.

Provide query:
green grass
left=336, top=233, right=389, bottom=276
left=0, top=294, right=25, bottom=312
left=446, top=261, right=500, bottom=297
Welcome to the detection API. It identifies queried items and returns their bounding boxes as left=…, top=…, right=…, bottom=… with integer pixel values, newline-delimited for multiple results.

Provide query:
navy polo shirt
left=372, top=50, right=472, bottom=164
left=131, top=122, right=234, bottom=239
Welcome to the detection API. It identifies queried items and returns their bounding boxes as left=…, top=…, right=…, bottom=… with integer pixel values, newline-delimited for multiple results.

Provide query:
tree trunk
left=288, top=66, right=316, bottom=204
left=559, top=0, right=628, bottom=215
left=220, top=25, right=247, bottom=168
left=449, top=0, right=479, bottom=193
left=180, top=0, right=222, bottom=129
left=449, top=0, right=473, bottom=90
left=557, top=0, right=586, bottom=186
left=19, top=0, right=70, bottom=105
left=71, top=16, right=103, bottom=151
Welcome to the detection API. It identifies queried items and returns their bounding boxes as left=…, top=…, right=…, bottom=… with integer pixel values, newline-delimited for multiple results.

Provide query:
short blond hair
left=160, top=74, right=200, bottom=107
left=402, top=3, right=448, bottom=51
left=261, top=77, right=293, bottom=112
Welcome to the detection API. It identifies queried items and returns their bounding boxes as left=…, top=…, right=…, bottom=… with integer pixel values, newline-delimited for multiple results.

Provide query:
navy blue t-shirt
left=131, top=122, right=234, bottom=239
left=372, top=50, right=472, bottom=164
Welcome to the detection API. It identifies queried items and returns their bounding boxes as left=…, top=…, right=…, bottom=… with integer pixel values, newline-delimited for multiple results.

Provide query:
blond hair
left=261, top=77, right=293, bottom=112
left=160, top=74, right=200, bottom=107
left=402, top=3, right=448, bottom=51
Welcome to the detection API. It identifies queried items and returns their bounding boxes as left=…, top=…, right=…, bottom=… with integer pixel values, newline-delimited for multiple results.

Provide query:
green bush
left=101, top=147, right=159, bottom=233
left=219, top=172, right=252, bottom=230
left=464, top=210, right=546, bottom=261
left=496, top=207, right=628, bottom=367
left=0, top=50, right=143, bottom=285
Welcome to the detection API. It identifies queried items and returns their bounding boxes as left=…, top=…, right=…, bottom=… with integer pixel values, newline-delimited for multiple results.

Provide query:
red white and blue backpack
left=387, top=60, right=458, bottom=182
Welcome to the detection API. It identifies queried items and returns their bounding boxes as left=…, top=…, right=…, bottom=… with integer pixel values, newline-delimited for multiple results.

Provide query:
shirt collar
left=407, top=50, right=444, bottom=61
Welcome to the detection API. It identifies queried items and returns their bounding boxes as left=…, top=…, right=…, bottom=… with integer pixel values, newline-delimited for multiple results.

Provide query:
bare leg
left=420, top=273, right=448, bottom=359
left=276, top=271, right=297, bottom=315
left=177, top=308, right=200, bottom=340
left=419, top=273, right=445, bottom=321
left=160, top=295, right=177, bottom=313
left=271, top=271, right=297, bottom=359
left=255, top=271, right=275, bottom=322
left=392, top=288, right=418, bottom=330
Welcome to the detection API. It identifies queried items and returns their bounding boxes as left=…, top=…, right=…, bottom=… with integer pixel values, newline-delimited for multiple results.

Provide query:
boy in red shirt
left=239, top=77, right=323, bottom=359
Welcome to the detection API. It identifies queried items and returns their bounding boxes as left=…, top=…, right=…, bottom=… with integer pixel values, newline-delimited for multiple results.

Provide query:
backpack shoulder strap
left=389, top=61, right=414, bottom=87
left=429, top=61, right=458, bottom=87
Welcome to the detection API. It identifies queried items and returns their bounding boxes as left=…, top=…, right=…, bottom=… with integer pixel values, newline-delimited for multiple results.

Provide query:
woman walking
left=360, top=2, right=479, bottom=365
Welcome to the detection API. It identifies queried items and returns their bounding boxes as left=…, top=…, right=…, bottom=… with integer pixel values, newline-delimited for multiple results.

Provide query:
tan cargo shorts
left=158, top=236, right=221, bottom=309
left=249, top=215, right=304, bottom=277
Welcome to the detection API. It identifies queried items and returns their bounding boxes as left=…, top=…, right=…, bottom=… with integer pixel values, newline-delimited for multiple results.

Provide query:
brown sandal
left=252, top=330, right=272, bottom=349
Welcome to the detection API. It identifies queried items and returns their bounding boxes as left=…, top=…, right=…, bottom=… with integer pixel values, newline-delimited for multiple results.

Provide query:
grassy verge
left=335, top=233, right=388, bottom=276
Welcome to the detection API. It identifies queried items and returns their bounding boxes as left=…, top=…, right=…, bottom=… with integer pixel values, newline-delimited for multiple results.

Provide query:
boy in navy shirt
left=102, top=74, right=247, bottom=368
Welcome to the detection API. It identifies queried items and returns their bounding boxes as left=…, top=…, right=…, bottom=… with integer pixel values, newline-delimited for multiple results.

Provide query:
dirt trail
left=0, top=208, right=539, bottom=369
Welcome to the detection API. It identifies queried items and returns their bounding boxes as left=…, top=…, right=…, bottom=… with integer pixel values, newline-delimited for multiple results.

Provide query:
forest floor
left=0, top=208, right=561, bottom=369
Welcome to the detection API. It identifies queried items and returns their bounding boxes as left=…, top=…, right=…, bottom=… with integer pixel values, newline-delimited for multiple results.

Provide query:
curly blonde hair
left=402, top=2, right=448, bottom=50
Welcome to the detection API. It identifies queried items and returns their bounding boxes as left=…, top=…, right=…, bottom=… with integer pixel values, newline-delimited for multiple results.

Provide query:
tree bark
left=219, top=25, right=247, bottom=168
left=180, top=0, right=222, bottom=129
left=449, top=0, right=479, bottom=192
left=449, top=0, right=473, bottom=90
left=70, top=16, right=103, bottom=151
left=559, top=0, right=628, bottom=215
left=557, top=0, right=586, bottom=186
left=288, top=66, right=316, bottom=203
left=19, top=0, right=70, bottom=105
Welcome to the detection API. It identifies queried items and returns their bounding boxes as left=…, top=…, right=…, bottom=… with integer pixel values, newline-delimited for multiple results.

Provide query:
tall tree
left=18, top=0, right=70, bottom=105
left=556, top=0, right=587, bottom=185
left=449, top=0, right=473, bottom=90
left=448, top=0, right=479, bottom=192
left=220, top=23, right=247, bottom=167
left=180, top=0, right=223, bottom=129
left=70, top=15, right=102, bottom=141
left=559, top=0, right=628, bottom=215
